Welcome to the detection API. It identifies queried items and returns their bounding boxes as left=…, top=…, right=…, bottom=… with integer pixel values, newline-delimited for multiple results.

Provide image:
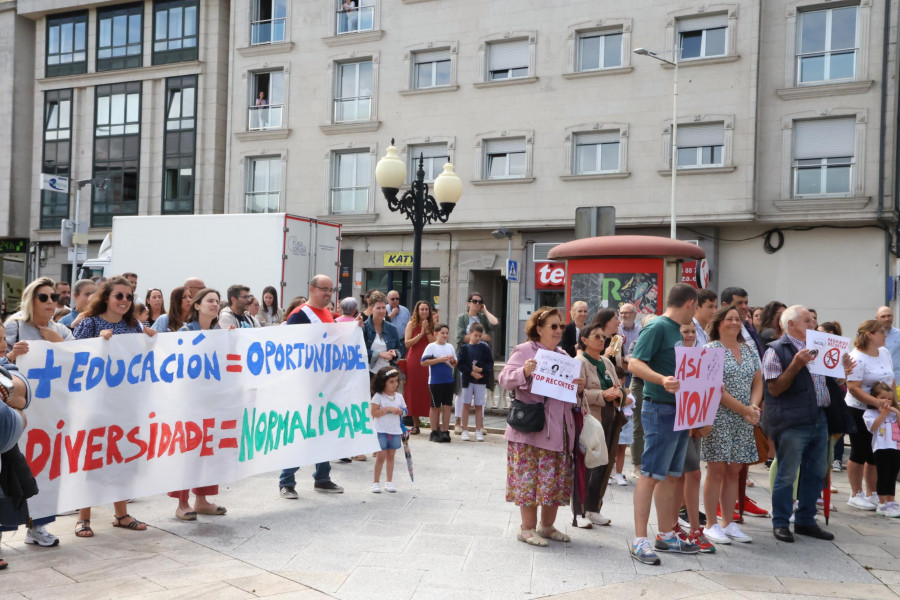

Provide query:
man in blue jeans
left=762, top=305, right=833, bottom=543
left=627, top=283, right=700, bottom=565
left=278, top=275, right=346, bottom=498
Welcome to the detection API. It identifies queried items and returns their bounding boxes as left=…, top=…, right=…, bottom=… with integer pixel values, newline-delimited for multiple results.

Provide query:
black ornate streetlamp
left=375, top=139, right=462, bottom=308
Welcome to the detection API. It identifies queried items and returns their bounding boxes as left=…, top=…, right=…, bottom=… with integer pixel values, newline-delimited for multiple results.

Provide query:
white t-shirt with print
left=863, top=408, right=900, bottom=452
left=845, top=347, right=895, bottom=410
left=371, top=392, right=406, bottom=434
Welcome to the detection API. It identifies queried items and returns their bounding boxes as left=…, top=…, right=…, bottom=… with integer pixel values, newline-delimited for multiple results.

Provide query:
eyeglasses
left=541, top=323, right=562, bottom=331
left=36, top=293, right=60, bottom=303
left=469, top=299, right=483, bottom=304
left=388, top=297, right=399, bottom=301
left=112, top=292, right=134, bottom=302
left=314, top=286, right=337, bottom=293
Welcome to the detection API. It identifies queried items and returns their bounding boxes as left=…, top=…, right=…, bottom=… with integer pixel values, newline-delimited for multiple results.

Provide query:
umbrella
left=400, top=410, right=414, bottom=482
left=822, top=471, right=831, bottom=525
left=570, top=406, right=586, bottom=527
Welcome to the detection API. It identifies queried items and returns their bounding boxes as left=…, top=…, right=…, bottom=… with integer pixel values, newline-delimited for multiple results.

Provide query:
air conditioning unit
left=532, top=243, right=561, bottom=262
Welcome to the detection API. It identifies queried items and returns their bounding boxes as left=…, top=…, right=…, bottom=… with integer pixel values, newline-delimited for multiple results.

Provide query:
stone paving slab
left=1, top=431, right=898, bottom=599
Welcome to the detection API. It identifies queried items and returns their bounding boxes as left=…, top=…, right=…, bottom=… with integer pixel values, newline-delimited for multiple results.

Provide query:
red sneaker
left=688, top=528, right=716, bottom=553
left=737, top=497, right=770, bottom=517
left=716, top=504, right=744, bottom=523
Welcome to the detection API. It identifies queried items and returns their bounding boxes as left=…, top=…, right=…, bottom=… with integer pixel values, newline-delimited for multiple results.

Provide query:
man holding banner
left=627, top=283, right=700, bottom=565
left=762, top=305, right=833, bottom=543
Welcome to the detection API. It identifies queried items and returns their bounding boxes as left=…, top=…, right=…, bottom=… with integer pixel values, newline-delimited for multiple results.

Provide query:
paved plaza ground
left=1, top=417, right=899, bottom=600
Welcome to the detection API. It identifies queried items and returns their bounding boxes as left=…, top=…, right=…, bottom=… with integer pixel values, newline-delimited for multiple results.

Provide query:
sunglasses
left=541, top=323, right=562, bottom=331
left=36, top=293, right=60, bottom=303
left=469, top=299, right=484, bottom=304
left=112, top=292, right=134, bottom=302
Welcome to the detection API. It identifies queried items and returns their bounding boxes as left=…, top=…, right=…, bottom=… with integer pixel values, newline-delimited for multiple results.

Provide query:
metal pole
left=410, top=156, right=425, bottom=309
left=505, top=235, right=512, bottom=360
left=670, top=54, right=679, bottom=239
left=71, top=184, right=81, bottom=293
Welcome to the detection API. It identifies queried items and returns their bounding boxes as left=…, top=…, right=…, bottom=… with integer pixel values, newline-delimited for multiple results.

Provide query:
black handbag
left=507, top=396, right=547, bottom=433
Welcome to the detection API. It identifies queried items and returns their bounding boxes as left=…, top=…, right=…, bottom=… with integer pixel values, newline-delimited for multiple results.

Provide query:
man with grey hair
left=876, top=306, right=900, bottom=382
left=387, top=290, right=410, bottom=334
left=762, top=304, right=833, bottom=543
left=617, top=303, right=641, bottom=363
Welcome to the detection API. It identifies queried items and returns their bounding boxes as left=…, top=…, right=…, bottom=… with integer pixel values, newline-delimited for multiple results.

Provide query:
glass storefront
left=365, top=268, right=440, bottom=309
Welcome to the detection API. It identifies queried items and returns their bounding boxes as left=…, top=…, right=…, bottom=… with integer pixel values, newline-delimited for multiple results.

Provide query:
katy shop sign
left=383, top=252, right=414, bottom=267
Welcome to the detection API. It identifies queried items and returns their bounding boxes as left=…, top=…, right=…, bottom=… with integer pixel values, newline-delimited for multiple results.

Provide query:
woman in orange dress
left=404, top=301, right=435, bottom=434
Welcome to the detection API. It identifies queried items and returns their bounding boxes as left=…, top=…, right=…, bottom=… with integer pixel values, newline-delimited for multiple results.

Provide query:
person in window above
left=219, top=284, right=260, bottom=329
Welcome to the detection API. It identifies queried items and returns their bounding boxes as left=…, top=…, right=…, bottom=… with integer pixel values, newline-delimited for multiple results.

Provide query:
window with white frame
left=677, top=14, right=727, bottom=60
left=246, top=157, right=283, bottom=213
left=408, top=144, right=449, bottom=183
left=250, top=71, right=284, bottom=130
left=675, top=123, right=724, bottom=168
left=485, top=138, right=526, bottom=179
left=251, top=0, right=287, bottom=45
left=793, top=118, right=854, bottom=196
left=577, top=30, right=622, bottom=71
left=413, top=49, right=451, bottom=89
left=574, top=132, right=619, bottom=174
left=487, top=39, right=529, bottom=80
left=797, top=6, right=857, bottom=85
left=336, top=0, right=375, bottom=35
left=331, top=150, right=370, bottom=213
left=334, top=61, right=373, bottom=123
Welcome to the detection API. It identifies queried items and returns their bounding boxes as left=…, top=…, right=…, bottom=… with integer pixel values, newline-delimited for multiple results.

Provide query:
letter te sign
left=535, top=262, right=565, bottom=290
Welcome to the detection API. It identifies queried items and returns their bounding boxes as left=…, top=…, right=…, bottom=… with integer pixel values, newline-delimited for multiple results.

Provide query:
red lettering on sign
left=535, top=262, right=566, bottom=290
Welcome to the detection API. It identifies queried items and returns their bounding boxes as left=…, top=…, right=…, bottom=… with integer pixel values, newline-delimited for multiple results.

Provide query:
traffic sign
left=506, top=259, right=519, bottom=282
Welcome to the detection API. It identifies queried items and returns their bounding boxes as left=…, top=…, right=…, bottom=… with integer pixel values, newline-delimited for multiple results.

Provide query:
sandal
left=536, top=525, right=571, bottom=542
left=516, top=528, right=548, bottom=547
left=75, top=520, right=94, bottom=538
left=112, top=514, right=147, bottom=530
left=410, top=426, right=420, bottom=435
left=176, top=508, right=198, bottom=521
left=194, top=505, right=226, bottom=516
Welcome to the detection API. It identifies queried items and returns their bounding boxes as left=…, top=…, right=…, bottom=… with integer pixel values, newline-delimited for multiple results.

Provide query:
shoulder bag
left=507, top=393, right=547, bottom=433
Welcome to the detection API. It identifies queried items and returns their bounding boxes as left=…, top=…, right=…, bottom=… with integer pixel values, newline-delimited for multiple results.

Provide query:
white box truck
left=79, top=214, right=341, bottom=308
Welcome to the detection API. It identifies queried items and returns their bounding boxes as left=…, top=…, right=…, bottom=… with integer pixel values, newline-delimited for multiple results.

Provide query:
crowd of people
left=2, top=273, right=900, bottom=572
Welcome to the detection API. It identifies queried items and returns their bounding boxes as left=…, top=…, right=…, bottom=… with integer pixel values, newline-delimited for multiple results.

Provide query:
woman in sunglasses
left=73, top=275, right=156, bottom=538
left=1, top=277, right=74, bottom=549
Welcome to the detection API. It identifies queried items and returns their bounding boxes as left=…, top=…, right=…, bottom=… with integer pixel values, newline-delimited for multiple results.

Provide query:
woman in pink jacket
left=500, top=307, right=584, bottom=546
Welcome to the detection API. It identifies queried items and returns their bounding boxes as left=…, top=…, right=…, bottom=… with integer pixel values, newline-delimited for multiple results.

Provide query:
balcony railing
left=248, top=104, right=283, bottom=130
left=332, top=96, right=371, bottom=123
left=251, top=18, right=286, bottom=45
left=245, top=192, right=281, bottom=213
left=336, top=6, right=374, bottom=35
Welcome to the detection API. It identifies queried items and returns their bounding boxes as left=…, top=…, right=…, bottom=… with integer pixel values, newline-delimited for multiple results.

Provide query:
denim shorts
left=377, top=432, right=402, bottom=451
left=641, top=400, right=690, bottom=481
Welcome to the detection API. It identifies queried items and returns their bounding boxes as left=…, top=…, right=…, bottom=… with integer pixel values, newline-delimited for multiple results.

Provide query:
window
left=408, top=144, right=450, bottom=183
left=487, top=39, right=529, bottom=80
left=331, top=151, right=370, bottom=213
left=675, top=123, right=724, bottom=168
left=677, top=14, right=727, bottom=60
left=574, top=132, right=619, bottom=174
left=40, top=89, right=73, bottom=229
left=163, top=76, right=196, bottom=214
left=153, top=0, right=199, bottom=65
left=92, top=82, right=141, bottom=227
left=797, top=6, right=857, bottom=84
left=246, top=157, right=283, bottom=213
left=334, top=61, right=372, bottom=123
left=251, top=0, right=287, bottom=45
left=97, top=3, right=142, bottom=71
left=577, top=31, right=622, bottom=71
left=46, top=12, right=87, bottom=77
left=793, top=118, right=854, bottom=196
left=249, top=71, right=284, bottom=130
left=485, top=138, right=526, bottom=179
left=414, top=50, right=451, bottom=89
left=336, top=0, right=375, bottom=35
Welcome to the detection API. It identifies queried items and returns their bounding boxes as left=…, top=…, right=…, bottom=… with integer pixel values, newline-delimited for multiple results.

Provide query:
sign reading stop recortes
left=673, top=346, right=725, bottom=431
left=535, top=262, right=565, bottom=290
left=805, top=329, right=851, bottom=378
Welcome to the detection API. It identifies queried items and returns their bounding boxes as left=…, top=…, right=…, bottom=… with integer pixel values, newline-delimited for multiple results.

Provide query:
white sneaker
left=723, top=522, right=752, bottom=543
left=847, top=491, right=877, bottom=511
left=703, top=523, right=731, bottom=544
left=614, top=473, right=628, bottom=486
left=385, top=482, right=396, bottom=493
left=475, top=430, right=484, bottom=442
left=586, top=511, right=611, bottom=526
left=461, top=430, right=470, bottom=441
left=877, top=502, right=900, bottom=518
left=25, top=525, right=59, bottom=547
left=868, top=493, right=881, bottom=508
left=371, top=483, right=381, bottom=493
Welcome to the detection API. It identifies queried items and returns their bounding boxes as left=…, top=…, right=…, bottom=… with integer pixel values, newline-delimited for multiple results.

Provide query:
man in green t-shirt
left=626, top=283, right=699, bottom=565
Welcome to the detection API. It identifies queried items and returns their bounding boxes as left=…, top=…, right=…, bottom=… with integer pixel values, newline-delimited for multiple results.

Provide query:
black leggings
left=848, top=407, right=875, bottom=465
left=874, top=449, right=900, bottom=497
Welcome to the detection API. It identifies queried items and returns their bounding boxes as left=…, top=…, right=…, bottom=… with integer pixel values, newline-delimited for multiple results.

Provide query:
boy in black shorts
left=421, top=324, right=458, bottom=442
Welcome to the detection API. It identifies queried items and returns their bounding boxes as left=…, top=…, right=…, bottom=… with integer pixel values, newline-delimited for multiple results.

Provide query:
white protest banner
left=806, top=329, right=852, bottom=377
left=16, top=324, right=376, bottom=519
left=530, top=349, right=580, bottom=403
left=673, top=346, right=725, bottom=431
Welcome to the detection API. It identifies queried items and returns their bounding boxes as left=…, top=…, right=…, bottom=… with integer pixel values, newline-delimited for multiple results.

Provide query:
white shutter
left=676, top=14, right=728, bottom=33
left=794, top=118, right=856, bottom=159
left=576, top=131, right=619, bottom=145
left=410, top=143, right=449, bottom=159
left=677, top=123, right=724, bottom=147
left=485, top=138, right=525, bottom=154
left=414, top=49, right=449, bottom=64
left=488, top=39, right=528, bottom=71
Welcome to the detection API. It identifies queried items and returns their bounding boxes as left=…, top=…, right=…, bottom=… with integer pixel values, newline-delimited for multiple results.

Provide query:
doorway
left=467, top=269, right=507, bottom=361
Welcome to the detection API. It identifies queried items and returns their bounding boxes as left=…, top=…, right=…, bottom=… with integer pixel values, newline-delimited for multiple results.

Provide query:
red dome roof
left=548, top=235, right=706, bottom=260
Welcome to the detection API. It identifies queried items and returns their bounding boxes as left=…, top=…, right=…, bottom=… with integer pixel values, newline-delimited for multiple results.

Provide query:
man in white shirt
left=693, top=289, right=717, bottom=347
left=876, top=306, right=900, bottom=382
